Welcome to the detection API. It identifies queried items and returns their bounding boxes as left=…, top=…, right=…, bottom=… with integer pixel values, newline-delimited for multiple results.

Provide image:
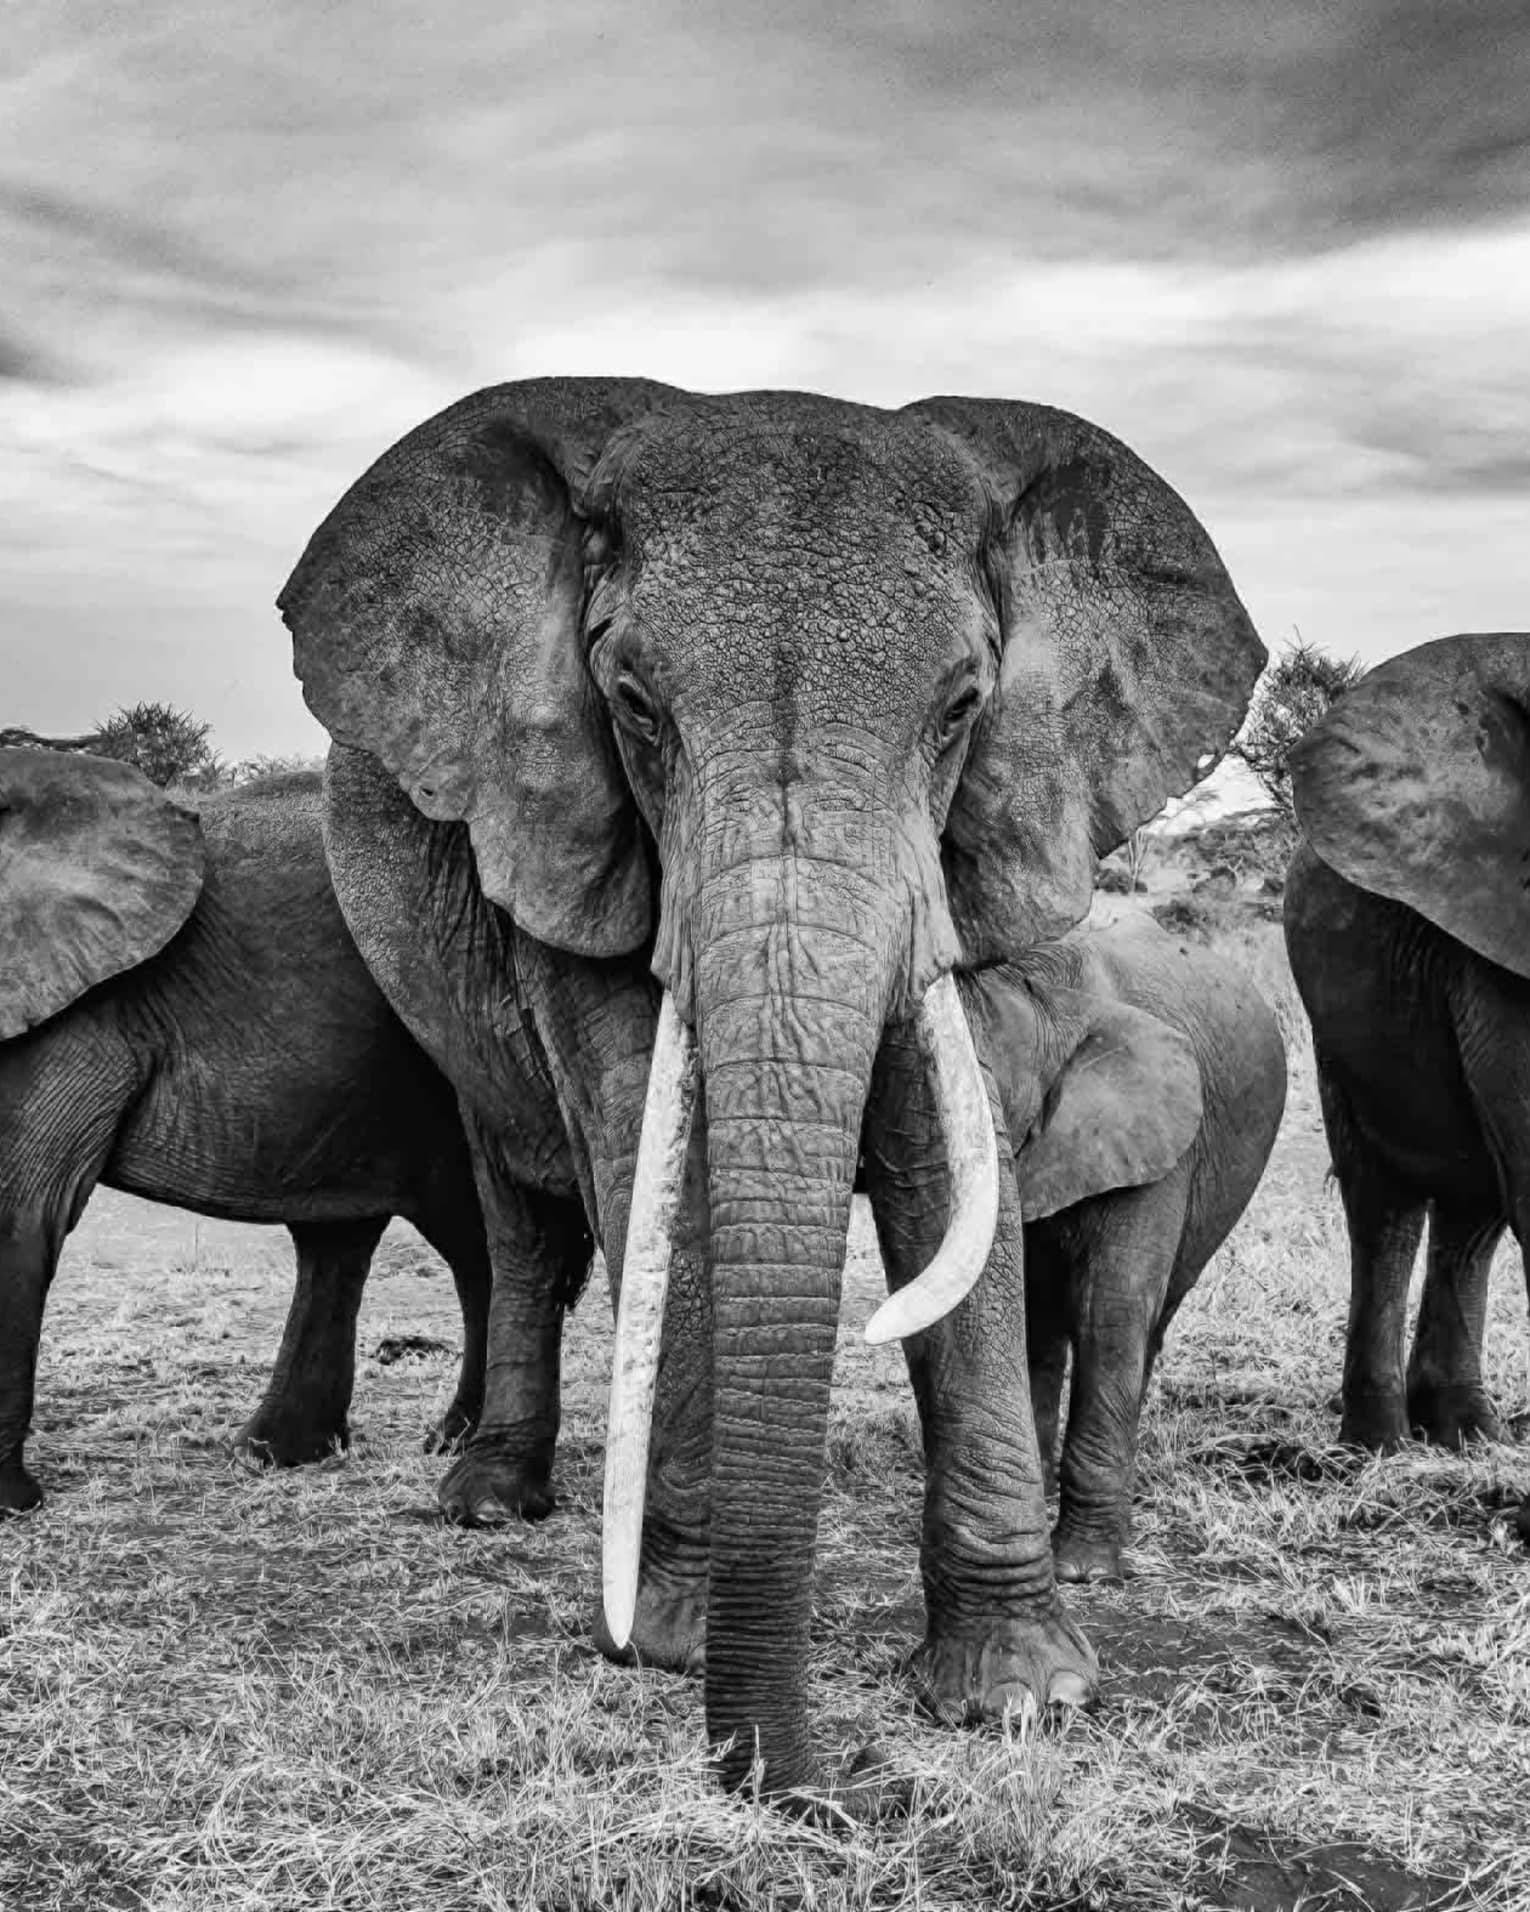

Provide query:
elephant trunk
left=694, top=845, right=897, bottom=1795
left=600, top=790, right=1001, bottom=1796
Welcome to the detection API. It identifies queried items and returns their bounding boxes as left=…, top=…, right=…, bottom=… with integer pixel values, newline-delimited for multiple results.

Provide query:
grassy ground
left=4, top=879, right=1528, bottom=1910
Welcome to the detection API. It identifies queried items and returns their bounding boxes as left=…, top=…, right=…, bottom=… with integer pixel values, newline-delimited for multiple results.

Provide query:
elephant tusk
left=602, top=989, right=698, bottom=1651
left=864, top=972, right=1000, bottom=1345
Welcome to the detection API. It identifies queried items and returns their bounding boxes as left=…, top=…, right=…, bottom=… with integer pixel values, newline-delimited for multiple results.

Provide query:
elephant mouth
left=599, top=971, right=999, bottom=1649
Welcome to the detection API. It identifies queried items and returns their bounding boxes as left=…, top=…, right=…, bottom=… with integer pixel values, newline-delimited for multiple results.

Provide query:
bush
left=1, top=703, right=219, bottom=789
left=1234, top=637, right=1365, bottom=819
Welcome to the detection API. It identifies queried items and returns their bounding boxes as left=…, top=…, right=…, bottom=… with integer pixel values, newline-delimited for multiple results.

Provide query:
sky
left=4, top=0, right=1528, bottom=761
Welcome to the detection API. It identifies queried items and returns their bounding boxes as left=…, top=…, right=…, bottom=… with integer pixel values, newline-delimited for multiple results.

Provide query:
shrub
left=0, top=703, right=219, bottom=789
left=1234, top=636, right=1365, bottom=819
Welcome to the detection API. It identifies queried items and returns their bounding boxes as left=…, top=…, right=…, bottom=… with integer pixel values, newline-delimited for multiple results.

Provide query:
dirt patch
left=1183, top=1808, right=1478, bottom=1912
left=1087, top=1609, right=1320, bottom=1711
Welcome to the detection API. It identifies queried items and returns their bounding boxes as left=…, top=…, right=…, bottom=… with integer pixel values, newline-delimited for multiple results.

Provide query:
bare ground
left=3, top=894, right=1528, bottom=1910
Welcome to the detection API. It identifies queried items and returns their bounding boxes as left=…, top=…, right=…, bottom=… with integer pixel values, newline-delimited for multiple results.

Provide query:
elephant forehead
left=615, top=397, right=988, bottom=539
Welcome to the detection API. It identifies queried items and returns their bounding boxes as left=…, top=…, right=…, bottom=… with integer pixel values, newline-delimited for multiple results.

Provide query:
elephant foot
left=1407, top=1381, right=1502, bottom=1450
left=233, top=1408, right=349, bottom=1470
left=913, top=1600, right=1099, bottom=1728
left=1338, top=1383, right=1408, bottom=1454
left=594, top=1568, right=707, bottom=1676
left=0, top=1456, right=43, bottom=1517
left=1052, top=1527, right=1126, bottom=1584
left=423, top=1398, right=479, bottom=1457
left=436, top=1443, right=554, bottom=1525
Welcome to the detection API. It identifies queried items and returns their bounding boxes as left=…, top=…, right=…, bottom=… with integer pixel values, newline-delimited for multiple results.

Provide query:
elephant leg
left=1406, top=1200, right=1506, bottom=1447
left=0, top=1211, right=68, bottom=1515
left=1048, top=1178, right=1184, bottom=1584
left=865, top=1035, right=1096, bottom=1728
left=1024, top=1235, right=1071, bottom=1500
left=436, top=1153, right=591, bottom=1524
left=414, top=1186, right=494, bottom=1456
left=235, top=1216, right=388, bottom=1467
left=1321, top=1067, right=1427, bottom=1451
left=0, top=1036, right=129, bottom=1513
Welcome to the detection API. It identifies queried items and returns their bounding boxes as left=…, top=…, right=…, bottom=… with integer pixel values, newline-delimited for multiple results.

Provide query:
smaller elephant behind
left=0, top=749, right=519, bottom=1516
left=1285, top=633, right=1530, bottom=1460
left=951, top=912, right=1286, bottom=1581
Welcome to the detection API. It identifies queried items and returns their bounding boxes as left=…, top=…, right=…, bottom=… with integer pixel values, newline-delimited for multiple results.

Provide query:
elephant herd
left=3, top=376, right=1526, bottom=1809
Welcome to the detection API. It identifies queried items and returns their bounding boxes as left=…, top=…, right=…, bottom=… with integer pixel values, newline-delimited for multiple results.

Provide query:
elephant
left=958, top=913, right=1286, bottom=1584
left=276, top=376, right=1265, bottom=1800
left=1284, top=631, right=1530, bottom=1456
left=0, top=747, right=550, bottom=1516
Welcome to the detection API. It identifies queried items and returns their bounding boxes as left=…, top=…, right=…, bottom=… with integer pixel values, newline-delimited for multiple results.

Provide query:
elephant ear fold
left=278, top=377, right=677, bottom=958
left=1008, top=983, right=1203, bottom=1221
left=1292, top=632, right=1530, bottom=980
left=0, top=748, right=205, bottom=1039
left=910, top=398, right=1265, bottom=957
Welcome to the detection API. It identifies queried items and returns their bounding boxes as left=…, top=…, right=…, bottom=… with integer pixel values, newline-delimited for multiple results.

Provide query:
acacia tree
left=0, top=701, right=219, bottom=788
left=1234, top=636, right=1366, bottom=819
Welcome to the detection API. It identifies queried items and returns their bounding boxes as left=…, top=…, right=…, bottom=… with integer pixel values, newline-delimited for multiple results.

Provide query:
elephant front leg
left=864, top=1036, right=1097, bottom=1727
left=436, top=1172, right=590, bottom=1525
left=235, top=1216, right=387, bottom=1467
left=1406, top=1199, right=1505, bottom=1447
left=0, top=1212, right=64, bottom=1515
left=1042, top=1178, right=1183, bottom=1583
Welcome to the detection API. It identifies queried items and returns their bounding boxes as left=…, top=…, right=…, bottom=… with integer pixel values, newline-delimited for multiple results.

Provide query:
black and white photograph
left=3, top=4, right=1527, bottom=1906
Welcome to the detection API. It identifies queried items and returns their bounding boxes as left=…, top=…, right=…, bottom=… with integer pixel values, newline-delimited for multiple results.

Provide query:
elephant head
left=1291, top=632, right=1530, bottom=980
left=0, top=747, right=205, bottom=1040
left=277, top=378, right=1263, bottom=1792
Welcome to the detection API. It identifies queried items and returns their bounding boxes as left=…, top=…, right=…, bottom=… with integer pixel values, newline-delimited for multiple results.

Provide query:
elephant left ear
left=909, top=398, right=1265, bottom=958
left=1009, top=987, right=1203, bottom=1221
left=0, top=747, right=205, bottom=1039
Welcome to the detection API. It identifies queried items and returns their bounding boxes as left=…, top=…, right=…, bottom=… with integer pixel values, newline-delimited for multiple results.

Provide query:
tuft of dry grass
left=4, top=913, right=1528, bottom=1909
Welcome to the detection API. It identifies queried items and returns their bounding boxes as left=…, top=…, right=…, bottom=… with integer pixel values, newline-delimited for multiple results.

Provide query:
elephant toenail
left=1047, top=1670, right=1091, bottom=1708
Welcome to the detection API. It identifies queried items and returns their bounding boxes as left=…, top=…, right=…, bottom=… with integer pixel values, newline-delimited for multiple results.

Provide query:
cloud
left=2, top=1, right=1528, bottom=754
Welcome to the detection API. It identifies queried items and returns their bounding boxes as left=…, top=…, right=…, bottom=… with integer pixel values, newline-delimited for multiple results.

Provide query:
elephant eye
left=611, top=671, right=662, bottom=744
left=938, top=684, right=985, bottom=745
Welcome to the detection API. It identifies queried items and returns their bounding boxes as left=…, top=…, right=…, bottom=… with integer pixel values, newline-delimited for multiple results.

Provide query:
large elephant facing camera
left=279, top=377, right=1264, bottom=1799
left=1286, top=632, right=1530, bottom=1455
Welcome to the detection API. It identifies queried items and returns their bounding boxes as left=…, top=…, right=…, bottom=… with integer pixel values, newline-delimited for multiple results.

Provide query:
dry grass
left=4, top=898, right=1528, bottom=1910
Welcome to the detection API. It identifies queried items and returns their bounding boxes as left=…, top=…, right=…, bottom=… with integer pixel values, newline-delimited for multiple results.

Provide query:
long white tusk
left=864, top=973, right=1000, bottom=1345
left=602, top=989, right=698, bottom=1651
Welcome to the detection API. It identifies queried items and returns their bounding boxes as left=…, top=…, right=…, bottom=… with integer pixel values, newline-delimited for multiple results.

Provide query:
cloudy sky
left=5, top=0, right=1528, bottom=759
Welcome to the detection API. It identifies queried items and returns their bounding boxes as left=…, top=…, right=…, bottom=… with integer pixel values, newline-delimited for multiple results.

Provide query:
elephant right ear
left=278, top=377, right=677, bottom=958
left=1292, top=632, right=1530, bottom=979
left=909, top=398, right=1266, bottom=957
left=0, top=748, right=205, bottom=1039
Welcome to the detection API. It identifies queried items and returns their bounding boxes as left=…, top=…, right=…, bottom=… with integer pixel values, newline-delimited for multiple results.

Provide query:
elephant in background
left=867, top=912, right=1286, bottom=1594
left=278, top=376, right=1264, bottom=1799
left=1284, top=632, right=1530, bottom=1456
left=0, top=750, right=534, bottom=1516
